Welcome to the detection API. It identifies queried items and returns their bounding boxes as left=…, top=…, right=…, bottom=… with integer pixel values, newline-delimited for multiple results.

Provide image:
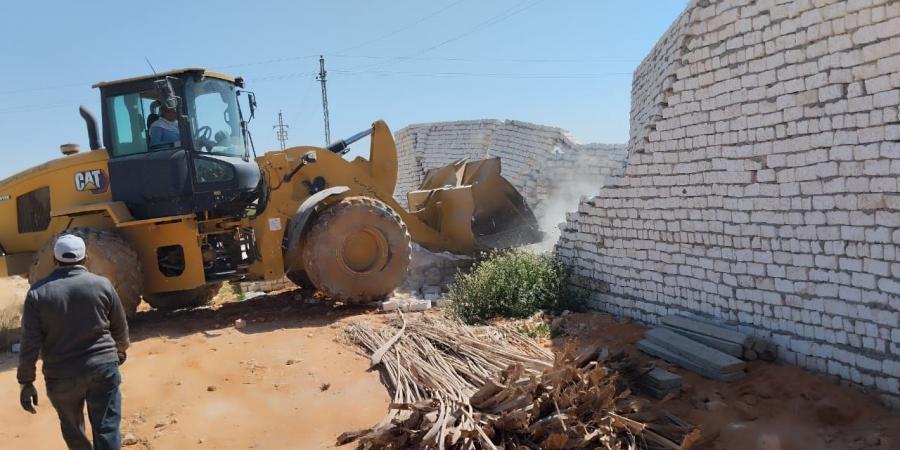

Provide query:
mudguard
left=283, top=186, right=349, bottom=272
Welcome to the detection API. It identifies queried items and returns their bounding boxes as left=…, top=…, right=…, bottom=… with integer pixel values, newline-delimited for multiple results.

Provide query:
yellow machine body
left=0, top=68, right=540, bottom=309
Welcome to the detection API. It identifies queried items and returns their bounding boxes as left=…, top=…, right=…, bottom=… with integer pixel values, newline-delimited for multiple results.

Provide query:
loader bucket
left=406, top=158, right=543, bottom=254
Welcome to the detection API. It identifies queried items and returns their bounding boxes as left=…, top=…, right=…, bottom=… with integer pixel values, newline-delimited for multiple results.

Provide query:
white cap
left=54, top=234, right=86, bottom=263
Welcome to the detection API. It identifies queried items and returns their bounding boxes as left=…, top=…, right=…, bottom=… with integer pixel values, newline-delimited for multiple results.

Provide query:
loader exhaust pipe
left=326, top=127, right=373, bottom=155
left=79, top=106, right=101, bottom=150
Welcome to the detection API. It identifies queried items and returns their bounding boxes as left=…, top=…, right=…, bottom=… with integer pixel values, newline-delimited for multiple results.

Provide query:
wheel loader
left=0, top=68, right=542, bottom=316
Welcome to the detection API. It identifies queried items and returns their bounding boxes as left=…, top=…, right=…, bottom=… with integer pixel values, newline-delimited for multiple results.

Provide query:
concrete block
left=660, top=315, right=752, bottom=346
left=638, top=338, right=745, bottom=382
left=645, top=327, right=746, bottom=374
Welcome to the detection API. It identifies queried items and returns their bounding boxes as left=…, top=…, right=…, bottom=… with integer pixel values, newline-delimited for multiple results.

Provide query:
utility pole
left=273, top=110, right=289, bottom=150
left=317, top=54, right=331, bottom=145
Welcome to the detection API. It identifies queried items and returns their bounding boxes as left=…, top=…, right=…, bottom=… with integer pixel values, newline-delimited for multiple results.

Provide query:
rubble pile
left=400, top=245, right=474, bottom=300
left=340, top=314, right=698, bottom=449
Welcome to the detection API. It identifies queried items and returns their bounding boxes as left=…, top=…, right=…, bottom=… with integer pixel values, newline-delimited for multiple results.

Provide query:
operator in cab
left=149, top=102, right=180, bottom=148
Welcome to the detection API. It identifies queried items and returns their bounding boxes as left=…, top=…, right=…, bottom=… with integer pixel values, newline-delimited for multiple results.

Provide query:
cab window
left=186, top=78, right=246, bottom=157
left=105, top=92, right=158, bottom=157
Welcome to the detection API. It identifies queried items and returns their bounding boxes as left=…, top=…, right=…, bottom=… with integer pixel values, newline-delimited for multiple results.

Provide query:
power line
left=329, top=54, right=640, bottom=64
left=333, top=0, right=469, bottom=54
left=328, top=69, right=632, bottom=79
left=290, top=79, right=319, bottom=125
left=0, top=82, right=93, bottom=96
left=213, top=54, right=320, bottom=70
left=353, top=0, right=547, bottom=74
left=248, top=71, right=319, bottom=83
left=0, top=100, right=91, bottom=115
left=412, top=0, right=547, bottom=57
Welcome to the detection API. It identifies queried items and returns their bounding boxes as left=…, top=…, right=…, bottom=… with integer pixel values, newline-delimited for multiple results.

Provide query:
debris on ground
left=234, top=318, right=247, bottom=330
left=243, top=291, right=266, bottom=301
left=122, top=433, right=139, bottom=446
left=340, top=313, right=698, bottom=449
left=401, top=244, right=474, bottom=298
left=381, top=294, right=432, bottom=313
left=639, top=328, right=745, bottom=382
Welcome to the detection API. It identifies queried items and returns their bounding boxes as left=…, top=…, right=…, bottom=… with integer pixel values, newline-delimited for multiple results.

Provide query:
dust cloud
left=534, top=176, right=606, bottom=252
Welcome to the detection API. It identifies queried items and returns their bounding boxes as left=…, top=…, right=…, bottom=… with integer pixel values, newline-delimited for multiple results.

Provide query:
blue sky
left=0, top=0, right=686, bottom=177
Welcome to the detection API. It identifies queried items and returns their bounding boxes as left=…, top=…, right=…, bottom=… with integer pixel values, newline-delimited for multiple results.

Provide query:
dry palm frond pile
left=340, top=314, right=699, bottom=449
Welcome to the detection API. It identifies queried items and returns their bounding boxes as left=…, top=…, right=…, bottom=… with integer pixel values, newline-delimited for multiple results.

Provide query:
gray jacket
left=17, top=265, right=129, bottom=384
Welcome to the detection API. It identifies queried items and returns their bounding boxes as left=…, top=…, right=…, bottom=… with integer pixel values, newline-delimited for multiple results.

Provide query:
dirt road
left=0, top=292, right=390, bottom=450
left=1, top=289, right=899, bottom=449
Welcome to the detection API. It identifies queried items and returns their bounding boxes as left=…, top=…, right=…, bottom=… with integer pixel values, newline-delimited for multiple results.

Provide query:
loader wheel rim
left=340, top=227, right=389, bottom=273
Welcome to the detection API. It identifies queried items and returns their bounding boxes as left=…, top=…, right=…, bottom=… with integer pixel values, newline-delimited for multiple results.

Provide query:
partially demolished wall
left=393, top=120, right=627, bottom=223
left=558, top=0, right=900, bottom=403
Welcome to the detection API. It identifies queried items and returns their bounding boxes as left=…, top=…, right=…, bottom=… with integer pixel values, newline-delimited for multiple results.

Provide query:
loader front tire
left=301, top=197, right=411, bottom=304
left=29, top=228, right=144, bottom=318
left=144, top=283, right=223, bottom=310
left=285, top=270, right=313, bottom=288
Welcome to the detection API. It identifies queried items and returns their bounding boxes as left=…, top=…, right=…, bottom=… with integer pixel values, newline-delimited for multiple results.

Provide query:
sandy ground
left=0, top=291, right=390, bottom=450
left=0, top=285, right=898, bottom=449
left=553, top=313, right=900, bottom=450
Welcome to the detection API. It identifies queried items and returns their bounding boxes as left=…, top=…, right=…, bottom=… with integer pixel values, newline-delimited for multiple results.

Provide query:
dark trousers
left=45, top=362, right=122, bottom=450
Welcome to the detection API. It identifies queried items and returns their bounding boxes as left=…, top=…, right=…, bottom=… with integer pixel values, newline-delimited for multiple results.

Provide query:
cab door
left=103, top=91, right=195, bottom=219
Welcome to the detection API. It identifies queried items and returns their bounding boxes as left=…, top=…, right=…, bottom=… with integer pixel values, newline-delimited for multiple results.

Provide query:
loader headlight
left=194, top=158, right=235, bottom=184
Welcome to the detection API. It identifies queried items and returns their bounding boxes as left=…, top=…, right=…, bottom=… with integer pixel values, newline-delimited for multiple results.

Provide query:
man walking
left=17, top=234, right=129, bottom=450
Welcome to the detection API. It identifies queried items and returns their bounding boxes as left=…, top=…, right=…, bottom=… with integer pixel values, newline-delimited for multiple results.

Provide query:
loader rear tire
left=29, top=228, right=144, bottom=318
left=301, top=197, right=411, bottom=304
left=144, top=283, right=223, bottom=310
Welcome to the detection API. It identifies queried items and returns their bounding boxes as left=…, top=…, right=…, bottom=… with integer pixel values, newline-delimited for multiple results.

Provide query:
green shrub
left=448, top=249, right=583, bottom=324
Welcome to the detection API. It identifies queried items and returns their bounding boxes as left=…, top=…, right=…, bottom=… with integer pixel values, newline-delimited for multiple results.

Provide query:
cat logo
left=74, top=169, right=108, bottom=194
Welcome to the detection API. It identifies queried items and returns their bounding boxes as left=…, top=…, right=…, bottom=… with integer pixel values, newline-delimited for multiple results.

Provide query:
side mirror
left=154, top=77, right=179, bottom=110
left=248, top=92, right=257, bottom=120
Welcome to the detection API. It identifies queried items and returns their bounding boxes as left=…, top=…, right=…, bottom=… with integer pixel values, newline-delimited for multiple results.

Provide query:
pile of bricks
left=557, top=0, right=900, bottom=405
left=238, top=277, right=292, bottom=294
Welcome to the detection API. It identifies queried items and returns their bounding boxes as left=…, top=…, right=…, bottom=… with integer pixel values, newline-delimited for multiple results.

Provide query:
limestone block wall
left=393, top=120, right=627, bottom=222
left=519, top=143, right=629, bottom=224
left=557, top=0, right=900, bottom=403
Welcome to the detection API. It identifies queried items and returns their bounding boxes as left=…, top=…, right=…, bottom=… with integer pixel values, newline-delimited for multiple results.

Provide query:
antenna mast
left=317, top=55, right=331, bottom=145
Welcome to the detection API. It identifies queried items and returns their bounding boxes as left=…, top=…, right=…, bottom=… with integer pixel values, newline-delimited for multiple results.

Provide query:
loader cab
left=94, top=68, right=261, bottom=220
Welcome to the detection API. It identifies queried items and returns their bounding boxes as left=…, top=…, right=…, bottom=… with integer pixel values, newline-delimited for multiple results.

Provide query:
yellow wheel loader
left=0, top=68, right=541, bottom=316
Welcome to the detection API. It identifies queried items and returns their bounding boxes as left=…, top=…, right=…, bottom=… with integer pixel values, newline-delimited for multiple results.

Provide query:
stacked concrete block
left=239, top=277, right=292, bottom=293
left=557, top=0, right=900, bottom=405
left=393, top=120, right=628, bottom=225
left=637, top=367, right=684, bottom=398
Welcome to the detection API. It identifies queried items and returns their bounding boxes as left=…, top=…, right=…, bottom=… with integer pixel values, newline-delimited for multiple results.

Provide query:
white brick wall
left=393, top=120, right=628, bottom=222
left=557, top=0, right=900, bottom=405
